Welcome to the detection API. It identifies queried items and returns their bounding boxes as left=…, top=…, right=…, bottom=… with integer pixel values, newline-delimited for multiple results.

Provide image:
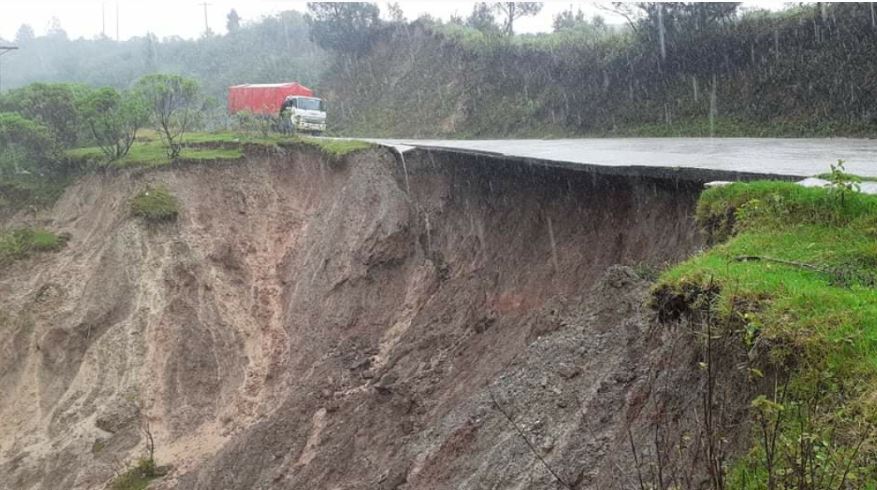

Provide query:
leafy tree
left=306, top=2, right=381, bottom=53
left=46, top=17, right=67, bottom=40
left=467, top=3, right=500, bottom=34
left=0, top=113, right=60, bottom=176
left=493, top=2, right=542, bottom=35
left=134, top=74, right=200, bottom=159
left=79, top=88, right=149, bottom=161
left=227, top=9, right=242, bottom=33
left=387, top=3, right=405, bottom=24
left=15, top=24, right=35, bottom=45
left=0, top=83, right=87, bottom=147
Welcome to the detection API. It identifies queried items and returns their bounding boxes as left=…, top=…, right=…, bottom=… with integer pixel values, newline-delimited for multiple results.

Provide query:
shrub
left=78, top=87, right=149, bottom=162
left=130, top=186, right=179, bottom=222
left=0, top=113, right=61, bottom=176
left=109, top=458, right=161, bottom=490
left=0, top=228, right=67, bottom=266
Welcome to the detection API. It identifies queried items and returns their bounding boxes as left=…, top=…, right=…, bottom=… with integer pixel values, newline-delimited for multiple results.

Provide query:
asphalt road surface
left=363, top=137, right=877, bottom=180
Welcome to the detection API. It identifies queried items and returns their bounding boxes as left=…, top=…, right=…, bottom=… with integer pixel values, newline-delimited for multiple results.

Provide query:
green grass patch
left=298, top=136, right=372, bottom=157
left=66, top=137, right=243, bottom=169
left=130, top=186, right=179, bottom=222
left=654, top=179, right=877, bottom=487
left=67, top=132, right=370, bottom=169
left=0, top=228, right=67, bottom=266
left=109, top=458, right=162, bottom=490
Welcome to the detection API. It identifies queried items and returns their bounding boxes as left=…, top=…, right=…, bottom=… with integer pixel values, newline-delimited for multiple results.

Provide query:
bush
left=0, top=82, right=89, bottom=147
left=130, top=186, right=179, bottom=222
left=0, top=113, right=61, bottom=176
left=109, top=458, right=161, bottom=490
left=134, top=74, right=201, bottom=159
left=78, top=87, right=149, bottom=162
left=0, top=228, right=67, bottom=266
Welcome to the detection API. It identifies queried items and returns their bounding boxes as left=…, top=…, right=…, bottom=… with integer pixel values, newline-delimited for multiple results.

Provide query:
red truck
left=227, top=82, right=326, bottom=134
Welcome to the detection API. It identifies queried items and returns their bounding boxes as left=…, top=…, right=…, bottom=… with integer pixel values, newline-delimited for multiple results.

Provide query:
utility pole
left=0, top=46, right=19, bottom=92
left=115, top=1, right=119, bottom=41
left=200, top=2, right=212, bottom=36
left=102, top=2, right=106, bottom=38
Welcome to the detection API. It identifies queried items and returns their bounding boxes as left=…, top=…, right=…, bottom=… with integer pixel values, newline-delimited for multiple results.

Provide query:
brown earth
left=0, top=146, right=761, bottom=489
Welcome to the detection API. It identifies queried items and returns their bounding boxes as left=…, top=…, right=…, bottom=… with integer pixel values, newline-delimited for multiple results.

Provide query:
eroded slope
left=1, top=147, right=708, bottom=489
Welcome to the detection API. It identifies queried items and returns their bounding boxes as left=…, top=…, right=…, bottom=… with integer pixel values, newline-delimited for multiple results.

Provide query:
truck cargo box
left=227, top=83, right=314, bottom=116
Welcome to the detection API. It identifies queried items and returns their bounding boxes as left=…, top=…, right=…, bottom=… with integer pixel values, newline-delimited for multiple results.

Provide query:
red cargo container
left=227, top=82, right=314, bottom=116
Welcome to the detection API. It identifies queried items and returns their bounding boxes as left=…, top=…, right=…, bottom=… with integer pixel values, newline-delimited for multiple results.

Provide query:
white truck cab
left=281, top=96, right=327, bottom=134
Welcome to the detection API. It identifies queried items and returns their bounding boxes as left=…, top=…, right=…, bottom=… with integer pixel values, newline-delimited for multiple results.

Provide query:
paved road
left=363, top=137, right=877, bottom=180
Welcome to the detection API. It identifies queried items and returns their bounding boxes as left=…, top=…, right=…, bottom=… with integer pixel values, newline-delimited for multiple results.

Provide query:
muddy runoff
left=0, top=147, right=758, bottom=489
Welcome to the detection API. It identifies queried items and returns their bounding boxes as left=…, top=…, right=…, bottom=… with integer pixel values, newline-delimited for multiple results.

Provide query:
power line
left=0, top=46, right=20, bottom=92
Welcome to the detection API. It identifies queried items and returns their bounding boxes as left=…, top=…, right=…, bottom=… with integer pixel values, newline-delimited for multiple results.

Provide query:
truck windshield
left=296, top=98, right=323, bottom=111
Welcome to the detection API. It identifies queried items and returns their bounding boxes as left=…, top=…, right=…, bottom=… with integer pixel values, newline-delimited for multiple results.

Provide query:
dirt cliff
left=0, top=146, right=755, bottom=489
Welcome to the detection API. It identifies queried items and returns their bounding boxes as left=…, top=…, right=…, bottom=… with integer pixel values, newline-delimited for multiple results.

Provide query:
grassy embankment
left=653, top=176, right=877, bottom=486
left=2, top=130, right=371, bottom=206
left=65, top=130, right=371, bottom=168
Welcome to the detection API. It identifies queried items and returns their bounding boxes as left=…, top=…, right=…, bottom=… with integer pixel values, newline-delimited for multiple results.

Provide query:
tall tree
left=386, top=2, right=405, bottom=23
left=467, top=3, right=499, bottom=34
left=227, top=9, right=242, bottom=33
left=14, top=24, right=35, bottom=45
left=493, top=2, right=542, bottom=36
left=306, top=2, right=381, bottom=53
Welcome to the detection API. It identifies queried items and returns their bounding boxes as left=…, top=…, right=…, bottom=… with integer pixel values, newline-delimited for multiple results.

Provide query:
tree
left=306, top=2, right=381, bottom=53
left=14, top=24, right=35, bottom=45
left=0, top=83, right=87, bottom=148
left=386, top=2, right=405, bottom=24
left=467, top=3, right=500, bottom=34
left=46, top=17, right=67, bottom=40
left=552, top=9, right=608, bottom=35
left=227, top=9, right=241, bottom=33
left=134, top=74, right=200, bottom=159
left=493, top=2, right=542, bottom=35
left=0, top=113, right=60, bottom=176
left=78, top=88, right=148, bottom=162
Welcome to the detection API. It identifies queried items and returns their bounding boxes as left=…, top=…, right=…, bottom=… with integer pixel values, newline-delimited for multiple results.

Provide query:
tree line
left=0, top=74, right=202, bottom=178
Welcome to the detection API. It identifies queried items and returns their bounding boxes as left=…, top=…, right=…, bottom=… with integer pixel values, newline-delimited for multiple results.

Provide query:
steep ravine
left=1, top=147, right=751, bottom=489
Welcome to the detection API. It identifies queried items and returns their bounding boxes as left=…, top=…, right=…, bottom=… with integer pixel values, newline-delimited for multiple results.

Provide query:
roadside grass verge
left=652, top=180, right=877, bottom=487
left=66, top=132, right=372, bottom=169
left=130, top=186, right=179, bottom=222
left=0, top=228, right=67, bottom=266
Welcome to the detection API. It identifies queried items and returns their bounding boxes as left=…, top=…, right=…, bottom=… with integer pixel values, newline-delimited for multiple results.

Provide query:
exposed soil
left=0, top=146, right=759, bottom=489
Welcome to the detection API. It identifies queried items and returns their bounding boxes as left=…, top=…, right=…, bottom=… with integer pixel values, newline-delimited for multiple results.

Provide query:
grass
left=653, top=180, right=877, bottom=487
left=130, top=186, right=179, bottom=222
left=66, top=131, right=372, bottom=169
left=109, top=458, right=162, bottom=490
left=298, top=136, right=373, bottom=157
left=66, top=138, right=244, bottom=169
left=0, top=228, right=67, bottom=266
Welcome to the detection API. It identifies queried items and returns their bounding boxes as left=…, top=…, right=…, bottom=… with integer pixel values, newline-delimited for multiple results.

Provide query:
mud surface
left=0, top=147, right=744, bottom=489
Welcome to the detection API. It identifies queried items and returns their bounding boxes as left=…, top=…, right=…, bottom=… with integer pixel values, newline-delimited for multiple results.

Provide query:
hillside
left=321, top=4, right=877, bottom=138
left=0, top=140, right=751, bottom=489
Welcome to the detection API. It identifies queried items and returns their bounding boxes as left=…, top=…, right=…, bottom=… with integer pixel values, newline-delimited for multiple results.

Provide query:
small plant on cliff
left=109, top=458, right=160, bottom=490
left=130, top=185, right=179, bottom=222
left=0, top=228, right=67, bottom=266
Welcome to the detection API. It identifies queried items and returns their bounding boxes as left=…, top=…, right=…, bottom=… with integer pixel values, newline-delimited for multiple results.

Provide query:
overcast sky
left=0, top=1, right=788, bottom=42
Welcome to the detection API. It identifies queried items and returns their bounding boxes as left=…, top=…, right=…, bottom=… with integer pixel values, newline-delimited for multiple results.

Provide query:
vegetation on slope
left=108, top=458, right=162, bottom=490
left=130, top=185, right=179, bottom=222
left=320, top=3, right=877, bottom=138
left=652, top=169, right=877, bottom=487
left=0, top=228, right=67, bottom=266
